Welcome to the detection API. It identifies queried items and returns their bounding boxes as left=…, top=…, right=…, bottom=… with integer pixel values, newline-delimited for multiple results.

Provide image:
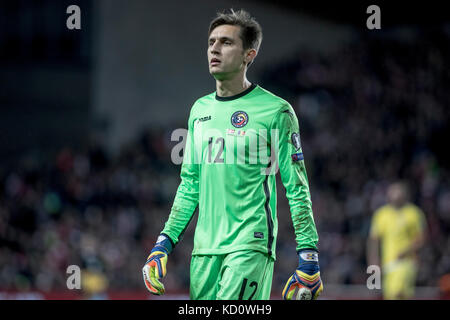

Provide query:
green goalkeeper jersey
left=161, top=84, right=318, bottom=259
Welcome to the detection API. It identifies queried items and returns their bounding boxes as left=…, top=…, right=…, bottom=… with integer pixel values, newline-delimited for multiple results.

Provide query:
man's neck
left=216, top=77, right=252, bottom=98
left=391, top=202, right=407, bottom=210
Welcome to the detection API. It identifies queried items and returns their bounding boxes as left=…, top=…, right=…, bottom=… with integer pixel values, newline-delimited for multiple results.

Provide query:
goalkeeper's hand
left=282, top=249, right=323, bottom=300
left=142, top=234, right=173, bottom=295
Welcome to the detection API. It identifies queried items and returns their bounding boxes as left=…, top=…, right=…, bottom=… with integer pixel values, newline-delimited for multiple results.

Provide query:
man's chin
left=210, top=69, right=227, bottom=81
left=209, top=67, right=222, bottom=74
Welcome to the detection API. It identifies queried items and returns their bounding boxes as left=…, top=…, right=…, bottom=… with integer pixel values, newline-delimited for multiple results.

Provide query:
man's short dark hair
left=208, top=9, right=263, bottom=66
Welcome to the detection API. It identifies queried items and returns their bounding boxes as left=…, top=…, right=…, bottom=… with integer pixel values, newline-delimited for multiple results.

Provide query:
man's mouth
left=210, top=58, right=221, bottom=66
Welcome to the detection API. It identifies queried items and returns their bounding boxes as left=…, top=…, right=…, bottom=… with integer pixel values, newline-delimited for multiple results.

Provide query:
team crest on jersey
left=231, top=111, right=249, bottom=128
left=291, top=132, right=301, bottom=150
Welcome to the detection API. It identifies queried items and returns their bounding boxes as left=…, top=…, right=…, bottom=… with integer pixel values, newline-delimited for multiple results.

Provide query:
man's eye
left=224, top=41, right=232, bottom=45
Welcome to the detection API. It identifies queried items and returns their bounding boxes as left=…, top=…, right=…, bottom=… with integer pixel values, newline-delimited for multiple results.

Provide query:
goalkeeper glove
left=282, top=249, right=323, bottom=300
left=142, top=234, right=173, bottom=295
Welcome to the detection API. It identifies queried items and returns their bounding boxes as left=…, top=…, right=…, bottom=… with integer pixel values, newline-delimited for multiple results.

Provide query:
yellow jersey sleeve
left=370, top=206, right=388, bottom=239
left=406, top=205, right=426, bottom=239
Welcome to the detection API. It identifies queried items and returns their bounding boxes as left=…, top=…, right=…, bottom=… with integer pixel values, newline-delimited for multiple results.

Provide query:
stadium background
left=1, top=0, right=450, bottom=299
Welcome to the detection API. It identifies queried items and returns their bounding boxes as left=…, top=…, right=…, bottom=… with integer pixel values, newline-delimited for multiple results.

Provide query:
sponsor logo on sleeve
left=291, top=153, right=304, bottom=162
left=291, top=132, right=302, bottom=150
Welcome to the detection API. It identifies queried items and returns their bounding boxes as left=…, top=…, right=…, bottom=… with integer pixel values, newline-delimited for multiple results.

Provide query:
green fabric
left=189, top=250, right=274, bottom=300
left=162, top=85, right=319, bottom=259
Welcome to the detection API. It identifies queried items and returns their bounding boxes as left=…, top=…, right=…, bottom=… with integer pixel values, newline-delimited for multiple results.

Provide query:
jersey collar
left=215, top=83, right=257, bottom=101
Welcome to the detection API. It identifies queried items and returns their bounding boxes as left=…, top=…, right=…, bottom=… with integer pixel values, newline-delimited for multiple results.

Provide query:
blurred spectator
left=439, top=273, right=450, bottom=299
left=367, top=182, right=426, bottom=299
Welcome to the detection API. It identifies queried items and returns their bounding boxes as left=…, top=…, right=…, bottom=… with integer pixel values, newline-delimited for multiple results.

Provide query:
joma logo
left=199, top=116, right=211, bottom=122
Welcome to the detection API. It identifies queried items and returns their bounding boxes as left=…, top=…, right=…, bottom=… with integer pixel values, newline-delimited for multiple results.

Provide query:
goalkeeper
left=142, top=9, right=322, bottom=300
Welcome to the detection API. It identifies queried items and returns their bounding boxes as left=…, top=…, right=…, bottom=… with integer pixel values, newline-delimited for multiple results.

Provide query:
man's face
left=207, top=24, right=248, bottom=80
left=387, top=183, right=408, bottom=208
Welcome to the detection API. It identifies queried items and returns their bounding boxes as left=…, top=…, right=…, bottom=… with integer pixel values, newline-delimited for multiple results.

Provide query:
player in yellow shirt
left=367, top=182, right=426, bottom=299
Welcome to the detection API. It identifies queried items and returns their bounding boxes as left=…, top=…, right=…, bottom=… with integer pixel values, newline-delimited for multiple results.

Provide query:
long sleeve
left=271, top=103, right=319, bottom=251
left=161, top=112, right=199, bottom=246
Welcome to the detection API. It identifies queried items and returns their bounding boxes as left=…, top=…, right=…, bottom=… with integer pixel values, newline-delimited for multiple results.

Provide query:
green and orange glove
left=142, top=234, right=173, bottom=295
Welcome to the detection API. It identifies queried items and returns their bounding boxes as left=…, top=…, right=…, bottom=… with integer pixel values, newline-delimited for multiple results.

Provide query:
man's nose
left=210, top=41, right=221, bottom=54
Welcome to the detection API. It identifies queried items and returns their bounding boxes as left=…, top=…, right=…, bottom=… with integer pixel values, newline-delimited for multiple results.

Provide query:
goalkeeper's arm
left=272, top=104, right=322, bottom=299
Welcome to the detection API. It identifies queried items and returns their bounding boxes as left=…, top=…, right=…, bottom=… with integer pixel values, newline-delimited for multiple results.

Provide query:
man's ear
left=245, top=48, right=257, bottom=65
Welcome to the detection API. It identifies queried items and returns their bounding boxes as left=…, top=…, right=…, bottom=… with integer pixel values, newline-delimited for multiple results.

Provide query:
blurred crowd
left=0, top=131, right=189, bottom=295
left=267, top=27, right=450, bottom=294
left=1, top=26, right=450, bottom=298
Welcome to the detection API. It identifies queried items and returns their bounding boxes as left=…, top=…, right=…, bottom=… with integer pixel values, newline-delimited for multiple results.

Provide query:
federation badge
left=231, top=111, right=249, bottom=128
left=291, top=132, right=301, bottom=150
